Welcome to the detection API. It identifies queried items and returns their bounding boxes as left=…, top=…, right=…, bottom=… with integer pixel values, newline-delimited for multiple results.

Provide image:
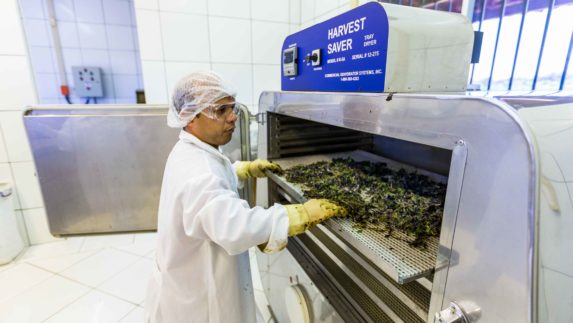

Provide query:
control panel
left=72, top=66, right=103, bottom=97
left=281, top=2, right=389, bottom=92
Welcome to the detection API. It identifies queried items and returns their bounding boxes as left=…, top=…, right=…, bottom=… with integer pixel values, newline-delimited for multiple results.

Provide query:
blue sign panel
left=281, top=2, right=389, bottom=92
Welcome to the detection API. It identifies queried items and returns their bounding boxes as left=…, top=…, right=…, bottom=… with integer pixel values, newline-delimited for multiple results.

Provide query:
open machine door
left=23, top=104, right=253, bottom=236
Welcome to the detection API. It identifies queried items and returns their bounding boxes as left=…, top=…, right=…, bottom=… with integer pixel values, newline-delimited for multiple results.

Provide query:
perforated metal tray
left=267, top=150, right=445, bottom=284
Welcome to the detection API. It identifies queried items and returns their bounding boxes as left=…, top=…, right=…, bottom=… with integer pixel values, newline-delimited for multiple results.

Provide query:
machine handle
left=435, top=301, right=480, bottom=323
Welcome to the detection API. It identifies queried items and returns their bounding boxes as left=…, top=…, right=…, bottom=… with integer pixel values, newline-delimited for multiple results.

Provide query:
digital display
left=284, top=51, right=294, bottom=64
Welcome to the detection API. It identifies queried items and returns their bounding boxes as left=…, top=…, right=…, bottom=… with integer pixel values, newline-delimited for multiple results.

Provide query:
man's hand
left=284, top=199, right=347, bottom=236
left=236, top=159, right=283, bottom=180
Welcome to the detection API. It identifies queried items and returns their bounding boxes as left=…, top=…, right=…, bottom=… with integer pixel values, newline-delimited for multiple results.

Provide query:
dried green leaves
left=284, top=158, right=446, bottom=248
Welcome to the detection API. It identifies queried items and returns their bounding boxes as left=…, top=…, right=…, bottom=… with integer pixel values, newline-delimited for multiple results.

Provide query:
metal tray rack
left=267, top=150, right=446, bottom=284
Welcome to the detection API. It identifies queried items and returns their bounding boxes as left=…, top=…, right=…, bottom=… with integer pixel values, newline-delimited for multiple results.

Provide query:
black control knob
left=304, top=53, right=318, bottom=62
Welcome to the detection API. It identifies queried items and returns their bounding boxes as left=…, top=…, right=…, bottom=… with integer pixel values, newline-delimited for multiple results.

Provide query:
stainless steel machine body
left=255, top=91, right=573, bottom=322
left=23, top=104, right=252, bottom=235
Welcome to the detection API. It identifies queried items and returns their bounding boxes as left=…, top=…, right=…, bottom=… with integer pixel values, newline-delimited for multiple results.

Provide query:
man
left=145, top=71, right=346, bottom=323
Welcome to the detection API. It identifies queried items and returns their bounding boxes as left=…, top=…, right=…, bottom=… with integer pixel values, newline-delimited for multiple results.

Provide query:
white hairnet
left=167, top=71, right=236, bottom=128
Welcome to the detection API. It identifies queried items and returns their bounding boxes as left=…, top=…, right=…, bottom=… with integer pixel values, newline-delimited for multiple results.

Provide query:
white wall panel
left=208, top=0, right=250, bottom=19
left=110, top=51, right=138, bottom=74
left=252, top=0, right=289, bottom=22
left=209, top=17, right=251, bottom=63
left=141, top=61, right=168, bottom=103
left=252, top=21, right=289, bottom=65
left=290, top=0, right=301, bottom=24
left=57, top=21, right=80, bottom=48
left=77, top=23, right=108, bottom=49
left=35, top=74, right=60, bottom=100
left=74, top=0, right=105, bottom=23
left=29, top=47, right=57, bottom=73
left=81, top=49, right=112, bottom=71
left=160, top=0, right=207, bottom=15
left=61, top=49, right=82, bottom=75
left=113, top=75, right=140, bottom=98
left=0, top=1, right=26, bottom=55
left=253, top=64, right=280, bottom=103
left=135, top=9, right=164, bottom=60
left=22, top=19, right=52, bottom=47
left=106, top=25, right=135, bottom=51
left=0, top=130, right=8, bottom=163
left=134, top=0, right=158, bottom=10
left=18, top=0, right=46, bottom=19
left=53, top=0, right=75, bottom=21
left=103, top=0, right=133, bottom=25
left=160, top=12, right=210, bottom=62
left=0, top=112, right=33, bottom=162
left=0, top=57, right=36, bottom=110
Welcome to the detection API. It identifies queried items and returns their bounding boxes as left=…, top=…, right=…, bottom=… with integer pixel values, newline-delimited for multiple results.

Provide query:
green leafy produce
left=284, top=158, right=446, bottom=248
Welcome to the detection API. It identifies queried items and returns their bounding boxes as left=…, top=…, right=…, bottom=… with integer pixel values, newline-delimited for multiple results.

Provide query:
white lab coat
left=145, top=130, right=289, bottom=323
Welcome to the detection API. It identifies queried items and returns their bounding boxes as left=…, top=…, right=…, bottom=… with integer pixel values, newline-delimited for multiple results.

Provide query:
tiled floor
left=0, top=233, right=273, bottom=323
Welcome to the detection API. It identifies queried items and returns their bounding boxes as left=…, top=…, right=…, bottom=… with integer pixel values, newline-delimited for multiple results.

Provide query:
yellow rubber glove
left=284, top=199, right=347, bottom=236
left=236, top=159, right=282, bottom=181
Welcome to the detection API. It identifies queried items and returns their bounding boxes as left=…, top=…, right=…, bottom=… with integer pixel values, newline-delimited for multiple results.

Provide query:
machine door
left=23, top=104, right=252, bottom=236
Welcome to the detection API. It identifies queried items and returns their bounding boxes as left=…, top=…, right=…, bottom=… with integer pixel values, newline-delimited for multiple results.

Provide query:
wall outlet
left=72, top=66, right=103, bottom=97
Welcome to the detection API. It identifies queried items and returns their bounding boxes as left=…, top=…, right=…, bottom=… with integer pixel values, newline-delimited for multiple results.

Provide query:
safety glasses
left=201, top=102, right=242, bottom=121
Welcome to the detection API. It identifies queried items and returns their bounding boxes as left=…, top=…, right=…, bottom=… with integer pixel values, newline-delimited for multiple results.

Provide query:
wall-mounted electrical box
left=72, top=66, right=103, bottom=97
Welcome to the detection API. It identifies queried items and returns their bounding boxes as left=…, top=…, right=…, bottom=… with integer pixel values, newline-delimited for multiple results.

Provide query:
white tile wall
left=135, top=9, right=163, bottom=60
left=54, top=0, right=75, bottom=21
left=29, top=47, right=57, bottom=73
left=20, top=0, right=144, bottom=105
left=252, top=21, right=290, bottom=65
left=23, top=19, right=52, bottom=47
left=134, top=0, right=303, bottom=106
left=208, top=0, right=250, bottom=19
left=209, top=17, right=252, bottom=63
left=77, top=23, right=108, bottom=49
left=35, top=74, right=60, bottom=100
left=81, top=49, right=112, bottom=70
left=252, top=0, right=290, bottom=22
left=106, top=25, right=136, bottom=50
left=103, top=0, right=133, bottom=25
left=0, top=0, right=27, bottom=55
left=0, top=111, right=33, bottom=162
left=18, top=0, right=45, bottom=19
left=110, top=51, right=138, bottom=74
left=62, top=48, right=83, bottom=74
left=134, top=0, right=158, bottom=10
left=160, top=0, right=208, bottom=15
left=0, top=131, right=8, bottom=163
left=0, top=57, right=37, bottom=110
left=74, top=0, right=105, bottom=24
left=290, top=0, right=301, bottom=24
left=141, top=61, right=168, bottom=103
left=253, top=64, right=281, bottom=103
left=114, top=75, right=140, bottom=98
left=57, top=21, right=80, bottom=47
left=160, top=12, right=210, bottom=62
